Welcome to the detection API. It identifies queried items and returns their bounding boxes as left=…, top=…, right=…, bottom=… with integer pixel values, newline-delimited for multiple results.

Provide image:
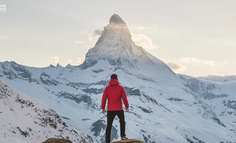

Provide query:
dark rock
left=112, top=139, right=144, bottom=143
left=83, top=88, right=104, bottom=94
left=92, top=69, right=104, bottom=73
left=43, top=138, right=72, bottom=143
left=40, top=72, right=59, bottom=86
left=223, top=100, right=236, bottom=110
left=137, top=106, right=152, bottom=113
left=109, top=14, right=126, bottom=25
left=16, top=127, right=29, bottom=137
left=91, top=119, right=106, bottom=136
left=168, top=97, right=184, bottom=101
left=91, top=119, right=118, bottom=142
left=124, top=87, right=141, bottom=97
left=56, top=92, right=92, bottom=106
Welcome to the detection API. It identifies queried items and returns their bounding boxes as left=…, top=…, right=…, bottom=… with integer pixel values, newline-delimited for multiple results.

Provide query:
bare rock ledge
left=43, top=138, right=72, bottom=143
left=112, top=139, right=144, bottom=143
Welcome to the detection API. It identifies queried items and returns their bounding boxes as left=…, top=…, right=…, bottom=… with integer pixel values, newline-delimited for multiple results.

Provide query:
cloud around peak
left=167, top=62, right=186, bottom=72
left=90, top=29, right=159, bottom=52
left=131, top=33, right=159, bottom=51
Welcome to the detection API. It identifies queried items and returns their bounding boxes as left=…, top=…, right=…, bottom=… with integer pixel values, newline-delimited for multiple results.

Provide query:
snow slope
left=0, top=14, right=236, bottom=142
left=0, top=80, right=94, bottom=143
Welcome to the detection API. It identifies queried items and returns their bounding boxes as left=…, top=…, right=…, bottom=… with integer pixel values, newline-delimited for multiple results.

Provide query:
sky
left=0, top=0, right=236, bottom=77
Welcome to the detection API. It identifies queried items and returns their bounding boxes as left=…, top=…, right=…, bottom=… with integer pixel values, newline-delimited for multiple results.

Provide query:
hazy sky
left=0, top=0, right=235, bottom=77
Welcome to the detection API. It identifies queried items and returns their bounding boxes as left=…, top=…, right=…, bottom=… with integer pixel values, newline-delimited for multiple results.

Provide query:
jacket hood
left=109, top=79, right=119, bottom=86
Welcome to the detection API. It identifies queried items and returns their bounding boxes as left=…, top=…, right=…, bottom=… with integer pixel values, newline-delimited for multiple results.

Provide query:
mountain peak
left=109, top=14, right=126, bottom=25
left=80, top=14, right=174, bottom=76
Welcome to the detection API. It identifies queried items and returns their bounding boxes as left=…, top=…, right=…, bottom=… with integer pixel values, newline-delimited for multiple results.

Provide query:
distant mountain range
left=0, top=14, right=236, bottom=143
left=199, top=75, right=236, bottom=82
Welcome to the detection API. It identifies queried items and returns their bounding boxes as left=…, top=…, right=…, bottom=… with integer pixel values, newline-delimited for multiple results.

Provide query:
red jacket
left=101, top=79, right=129, bottom=111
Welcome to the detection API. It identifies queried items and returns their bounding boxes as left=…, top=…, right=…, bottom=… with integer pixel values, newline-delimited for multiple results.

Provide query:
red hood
left=109, top=79, right=119, bottom=86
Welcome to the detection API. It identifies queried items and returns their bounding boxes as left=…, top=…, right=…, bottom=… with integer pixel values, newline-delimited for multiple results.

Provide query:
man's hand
left=126, top=108, right=129, bottom=112
left=102, top=109, right=105, bottom=114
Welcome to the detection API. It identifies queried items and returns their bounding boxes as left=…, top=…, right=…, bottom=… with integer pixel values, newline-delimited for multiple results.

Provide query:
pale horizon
left=0, top=0, right=236, bottom=77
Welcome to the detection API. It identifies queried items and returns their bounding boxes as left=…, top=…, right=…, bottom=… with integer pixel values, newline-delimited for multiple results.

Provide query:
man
left=101, top=74, right=129, bottom=143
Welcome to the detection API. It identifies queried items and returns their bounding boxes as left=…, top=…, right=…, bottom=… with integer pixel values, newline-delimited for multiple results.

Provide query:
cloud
left=50, top=56, right=59, bottom=65
left=179, top=57, right=215, bottom=67
left=76, top=57, right=85, bottom=65
left=93, top=29, right=103, bottom=37
left=67, top=57, right=85, bottom=65
left=131, top=33, right=159, bottom=51
left=166, top=57, right=218, bottom=76
left=88, top=29, right=159, bottom=52
left=67, top=59, right=73, bottom=64
left=88, top=28, right=159, bottom=52
left=168, top=57, right=222, bottom=76
left=167, top=62, right=186, bottom=72
left=89, top=29, right=103, bottom=41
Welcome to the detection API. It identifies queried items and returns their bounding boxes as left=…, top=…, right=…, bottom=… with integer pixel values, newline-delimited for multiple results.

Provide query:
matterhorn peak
left=95, top=14, right=131, bottom=46
left=109, top=14, right=126, bottom=25
left=81, top=14, right=174, bottom=77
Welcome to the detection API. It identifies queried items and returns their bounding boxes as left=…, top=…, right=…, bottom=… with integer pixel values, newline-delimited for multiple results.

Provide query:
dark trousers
left=106, top=110, right=126, bottom=143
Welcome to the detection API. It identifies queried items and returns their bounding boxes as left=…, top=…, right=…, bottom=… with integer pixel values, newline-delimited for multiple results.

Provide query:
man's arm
left=121, top=86, right=129, bottom=112
left=101, top=87, right=108, bottom=114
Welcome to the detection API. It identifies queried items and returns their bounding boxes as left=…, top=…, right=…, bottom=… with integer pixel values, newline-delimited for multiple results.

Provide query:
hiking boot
left=121, top=136, right=128, bottom=140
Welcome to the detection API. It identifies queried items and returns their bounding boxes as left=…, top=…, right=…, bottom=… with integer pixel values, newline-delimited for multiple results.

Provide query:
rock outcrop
left=112, top=139, right=144, bottom=143
left=43, top=138, right=72, bottom=143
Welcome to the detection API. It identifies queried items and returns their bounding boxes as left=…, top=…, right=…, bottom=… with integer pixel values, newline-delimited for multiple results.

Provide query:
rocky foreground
left=112, top=139, right=144, bottom=143
left=43, top=138, right=72, bottom=143
left=43, top=138, right=143, bottom=143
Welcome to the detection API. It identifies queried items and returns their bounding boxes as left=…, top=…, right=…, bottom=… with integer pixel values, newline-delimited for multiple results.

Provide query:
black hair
left=111, top=74, right=118, bottom=79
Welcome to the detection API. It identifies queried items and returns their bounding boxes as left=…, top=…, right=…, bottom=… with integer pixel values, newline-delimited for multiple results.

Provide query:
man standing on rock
left=101, top=74, right=129, bottom=143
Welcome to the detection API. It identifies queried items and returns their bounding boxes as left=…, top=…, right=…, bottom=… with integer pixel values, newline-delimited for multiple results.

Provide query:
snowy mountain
left=81, top=14, right=175, bottom=80
left=198, top=75, right=236, bottom=82
left=0, top=14, right=236, bottom=142
left=0, top=80, right=94, bottom=143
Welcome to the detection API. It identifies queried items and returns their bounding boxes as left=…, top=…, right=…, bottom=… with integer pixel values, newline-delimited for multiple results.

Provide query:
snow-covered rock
left=0, top=80, right=94, bottom=143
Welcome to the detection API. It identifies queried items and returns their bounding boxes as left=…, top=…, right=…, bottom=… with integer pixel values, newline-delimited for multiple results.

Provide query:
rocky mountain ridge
left=0, top=80, right=94, bottom=143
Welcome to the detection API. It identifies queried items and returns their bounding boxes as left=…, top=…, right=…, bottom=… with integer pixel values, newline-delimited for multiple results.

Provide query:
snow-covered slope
left=0, top=80, right=94, bottom=143
left=0, top=14, right=236, bottom=142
